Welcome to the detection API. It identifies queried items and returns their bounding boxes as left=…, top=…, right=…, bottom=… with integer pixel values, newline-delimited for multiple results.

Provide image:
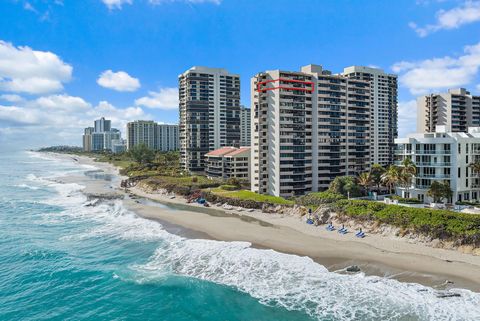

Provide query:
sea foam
left=32, top=154, right=480, bottom=321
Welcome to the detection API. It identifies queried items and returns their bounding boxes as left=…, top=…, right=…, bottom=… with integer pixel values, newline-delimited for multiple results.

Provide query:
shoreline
left=50, top=152, right=480, bottom=292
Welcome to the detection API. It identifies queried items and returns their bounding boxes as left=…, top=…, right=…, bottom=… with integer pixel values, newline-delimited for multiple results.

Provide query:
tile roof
left=205, top=146, right=237, bottom=156
left=225, top=147, right=251, bottom=157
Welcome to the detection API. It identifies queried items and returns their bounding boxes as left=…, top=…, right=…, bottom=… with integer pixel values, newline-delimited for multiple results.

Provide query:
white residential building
left=394, top=126, right=480, bottom=204
left=251, top=64, right=371, bottom=197
left=417, top=88, right=480, bottom=133
left=155, top=124, right=180, bottom=152
left=111, top=139, right=127, bottom=154
left=126, top=120, right=179, bottom=151
left=342, top=66, right=398, bottom=167
left=205, top=146, right=251, bottom=181
left=179, top=66, right=241, bottom=173
left=83, top=117, right=121, bottom=152
left=240, top=106, right=251, bottom=146
left=127, top=120, right=156, bottom=150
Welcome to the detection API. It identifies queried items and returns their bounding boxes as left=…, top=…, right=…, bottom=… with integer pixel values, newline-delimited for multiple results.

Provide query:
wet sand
left=52, top=153, right=480, bottom=292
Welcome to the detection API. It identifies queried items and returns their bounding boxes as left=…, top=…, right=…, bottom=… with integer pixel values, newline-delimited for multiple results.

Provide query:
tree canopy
left=128, top=144, right=155, bottom=165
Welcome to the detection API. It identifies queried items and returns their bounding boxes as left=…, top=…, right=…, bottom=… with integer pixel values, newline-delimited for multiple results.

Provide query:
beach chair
left=355, top=230, right=366, bottom=238
left=338, top=227, right=348, bottom=234
left=326, top=223, right=335, bottom=231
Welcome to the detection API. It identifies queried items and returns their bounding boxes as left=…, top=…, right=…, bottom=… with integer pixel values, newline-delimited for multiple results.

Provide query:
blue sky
left=0, top=0, right=479, bottom=148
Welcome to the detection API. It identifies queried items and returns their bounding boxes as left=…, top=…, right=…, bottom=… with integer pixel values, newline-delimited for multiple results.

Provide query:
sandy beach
left=55, top=153, right=480, bottom=292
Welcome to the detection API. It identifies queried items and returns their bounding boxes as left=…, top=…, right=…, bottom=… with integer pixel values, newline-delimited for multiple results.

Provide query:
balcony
left=419, top=162, right=451, bottom=167
left=416, top=174, right=450, bottom=179
left=414, top=150, right=451, bottom=155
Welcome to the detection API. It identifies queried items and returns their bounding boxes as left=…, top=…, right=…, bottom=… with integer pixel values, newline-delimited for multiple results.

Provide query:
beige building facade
left=251, top=64, right=371, bottom=197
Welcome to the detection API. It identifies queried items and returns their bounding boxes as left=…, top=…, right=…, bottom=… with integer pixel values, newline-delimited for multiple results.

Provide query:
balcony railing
left=419, top=162, right=451, bottom=166
left=416, top=174, right=450, bottom=179
left=414, top=150, right=451, bottom=155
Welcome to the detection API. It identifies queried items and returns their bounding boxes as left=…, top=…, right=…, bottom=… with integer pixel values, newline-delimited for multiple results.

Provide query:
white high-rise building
left=127, top=120, right=156, bottom=150
left=240, top=106, right=251, bottom=146
left=126, top=120, right=179, bottom=151
left=417, top=88, right=480, bottom=133
left=251, top=64, right=371, bottom=197
left=342, top=66, right=398, bottom=167
left=179, top=66, right=241, bottom=173
left=395, top=126, right=480, bottom=204
left=155, top=124, right=180, bottom=152
left=83, top=117, right=120, bottom=152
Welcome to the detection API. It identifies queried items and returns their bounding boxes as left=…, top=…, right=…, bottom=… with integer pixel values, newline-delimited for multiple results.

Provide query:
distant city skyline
left=0, top=0, right=480, bottom=149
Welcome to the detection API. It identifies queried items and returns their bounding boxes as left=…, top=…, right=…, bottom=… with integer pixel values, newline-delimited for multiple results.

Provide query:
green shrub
left=391, top=196, right=423, bottom=204
left=220, top=184, right=239, bottom=191
left=297, top=191, right=345, bottom=207
left=329, top=199, right=480, bottom=246
left=210, top=189, right=294, bottom=206
left=456, top=201, right=480, bottom=206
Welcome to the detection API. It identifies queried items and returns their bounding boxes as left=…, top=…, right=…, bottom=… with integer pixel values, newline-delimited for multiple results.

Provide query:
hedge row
left=329, top=200, right=480, bottom=246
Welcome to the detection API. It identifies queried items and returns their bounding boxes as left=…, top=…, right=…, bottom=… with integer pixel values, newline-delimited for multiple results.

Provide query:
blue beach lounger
left=355, top=230, right=366, bottom=238
left=326, top=223, right=335, bottom=231
left=338, top=227, right=348, bottom=234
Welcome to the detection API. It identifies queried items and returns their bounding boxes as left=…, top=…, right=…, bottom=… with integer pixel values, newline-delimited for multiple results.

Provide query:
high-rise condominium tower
left=126, top=120, right=179, bottom=151
left=82, top=117, right=120, bottom=152
left=240, top=106, right=251, bottom=146
left=251, top=64, right=371, bottom=197
left=417, top=88, right=480, bottom=133
left=82, top=127, right=94, bottom=152
left=94, top=117, right=111, bottom=133
left=178, top=66, right=241, bottom=173
left=342, top=66, right=398, bottom=167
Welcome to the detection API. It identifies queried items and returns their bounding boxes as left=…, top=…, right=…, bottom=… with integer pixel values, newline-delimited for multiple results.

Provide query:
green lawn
left=211, top=188, right=294, bottom=205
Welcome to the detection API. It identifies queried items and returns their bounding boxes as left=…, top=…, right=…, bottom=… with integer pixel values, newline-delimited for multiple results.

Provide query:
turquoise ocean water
left=1, top=150, right=480, bottom=321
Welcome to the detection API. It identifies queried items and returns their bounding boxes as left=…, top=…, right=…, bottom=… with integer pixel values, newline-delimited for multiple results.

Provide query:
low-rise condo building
left=205, top=146, right=250, bottom=181
left=111, top=139, right=127, bottom=154
left=394, top=126, right=480, bottom=204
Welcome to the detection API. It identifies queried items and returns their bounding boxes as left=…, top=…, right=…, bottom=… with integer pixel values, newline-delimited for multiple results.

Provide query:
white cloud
left=0, top=94, right=24, bottom=103
left=97, top=70, right=141, bottom=92
left=135, top=87, right=178, bottom=109
left=398, top=100, right=418, bottom=137
left=102, top=0, right=132, bottom=10
left=410, top=1, right=480, bottom=37
left=23, top=2, right=38, bottom=13
left=392, top=42, right=480, bottom=94
left=0, top=94, right=151, bottom=148
left=0, top=40, right=72, bottom=94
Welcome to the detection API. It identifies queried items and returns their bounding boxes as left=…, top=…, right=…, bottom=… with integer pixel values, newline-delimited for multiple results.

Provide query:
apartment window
left=458, top=167, right=461, bottom=178
left=458, top=143, right=461, bottom=154
left=466, top=155, right=469, bottom=165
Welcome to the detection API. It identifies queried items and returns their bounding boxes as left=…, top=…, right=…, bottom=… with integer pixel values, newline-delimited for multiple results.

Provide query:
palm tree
left=370, top=164, right=385, bottom=191
left=357, top=172, right=373, bottom=195
left=400, top=158, right=417, bottom=197
left=381, top=165, right=400, bottom=194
